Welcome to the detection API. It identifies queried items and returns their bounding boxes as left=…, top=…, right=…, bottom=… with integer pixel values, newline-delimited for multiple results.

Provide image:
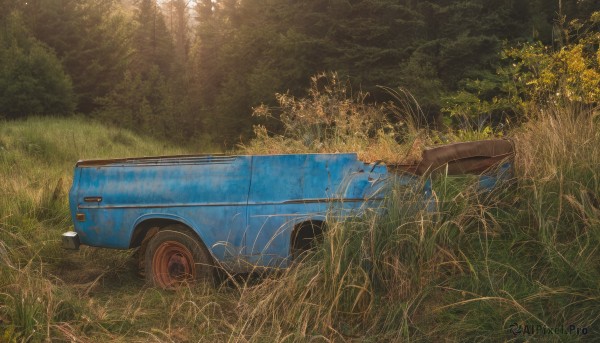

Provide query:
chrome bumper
left=61, top=231, right=80, bottom=250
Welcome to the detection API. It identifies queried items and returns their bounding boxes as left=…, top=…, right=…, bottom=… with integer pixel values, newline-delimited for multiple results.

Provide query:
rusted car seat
left=416, top=139, right=514, bottom=175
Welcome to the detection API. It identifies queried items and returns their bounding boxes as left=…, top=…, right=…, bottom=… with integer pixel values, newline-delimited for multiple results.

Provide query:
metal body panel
left=245, top=154, right=387, bottom=268
left=71, top=156, right=251, bottom=254
left=68, top=153, right=390, bottom=271
left=68, top=150, right=513, bottom=272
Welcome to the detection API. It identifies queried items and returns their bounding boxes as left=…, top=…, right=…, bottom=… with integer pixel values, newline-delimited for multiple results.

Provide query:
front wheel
left=144, top=225, right=214, bottom=289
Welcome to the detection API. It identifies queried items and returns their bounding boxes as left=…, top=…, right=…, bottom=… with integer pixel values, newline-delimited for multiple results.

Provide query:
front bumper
left=61, top=231, right=80, bottom=250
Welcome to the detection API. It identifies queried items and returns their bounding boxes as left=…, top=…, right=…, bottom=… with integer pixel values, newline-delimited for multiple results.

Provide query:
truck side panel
left=70, top=154, right=393, bottom=271
left=246, top=154, right=388, bottom=268
left=71, top=156, right=252, bottom=261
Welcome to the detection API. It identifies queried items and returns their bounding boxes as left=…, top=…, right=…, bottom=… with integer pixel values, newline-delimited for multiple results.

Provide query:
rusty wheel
left=144, top=225, right=214, bottom=289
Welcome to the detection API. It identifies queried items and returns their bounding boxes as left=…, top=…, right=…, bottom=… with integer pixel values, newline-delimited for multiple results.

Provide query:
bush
left=242, top=72, right=427, bottom=164
left=0, top=12, right=75, bottom=118
left=443, top=11, right=600, bottom=124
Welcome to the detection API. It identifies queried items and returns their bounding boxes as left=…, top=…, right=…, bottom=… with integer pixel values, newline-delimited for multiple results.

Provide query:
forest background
left=1, top=1, right=600, bottom=341
left=2, top=0, right=598, bottom=148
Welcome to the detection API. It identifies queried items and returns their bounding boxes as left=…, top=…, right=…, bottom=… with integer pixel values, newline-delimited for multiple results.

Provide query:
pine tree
left=0, top=12, right=75, bottom=118
left=132, top=0, right=175, bottom=78
left=22, top=0, right=132, bottom=113
left=164, top=0, right=191, bottom=66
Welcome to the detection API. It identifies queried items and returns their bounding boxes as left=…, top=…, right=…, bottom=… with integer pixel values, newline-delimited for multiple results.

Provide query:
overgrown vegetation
left=1, top=0, right=599, bottom=146
left=232, top=104, right=599, bottom=341
left=1, top=96, right=599, bottom=342
left=0, top=12, right=75, bottom=118
left=242, top=72, right=428, bottom=164
left=1, top=4, right=599, bottom=343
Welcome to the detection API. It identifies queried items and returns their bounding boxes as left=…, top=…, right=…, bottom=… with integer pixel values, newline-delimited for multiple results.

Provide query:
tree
left=131, top=0, right=175, bottom=78
left=164, top=0, right=191, bottom=66
left=22, top=0, right=132, bottom=113
left=441, top=2, right=600, bottom=125
left=0, top=12, right=75, bottom=118
left=97, top=0, right=200, bottom=141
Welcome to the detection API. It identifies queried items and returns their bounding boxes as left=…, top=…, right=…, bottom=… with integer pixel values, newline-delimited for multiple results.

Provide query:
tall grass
left=226, top=105, right=599, bottom=341
left=0, top=117, right=230, bottom=341
left=1, top=103, right=599, bottom=341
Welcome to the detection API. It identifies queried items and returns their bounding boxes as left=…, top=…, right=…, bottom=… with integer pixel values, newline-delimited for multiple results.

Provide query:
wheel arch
left=290, top=218, right=327, bottom=257
left=129, top=214, right=210, bottom=253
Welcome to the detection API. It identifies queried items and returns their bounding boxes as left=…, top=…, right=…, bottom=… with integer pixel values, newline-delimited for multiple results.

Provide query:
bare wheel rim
left=152, top=241, right=195, bottom=289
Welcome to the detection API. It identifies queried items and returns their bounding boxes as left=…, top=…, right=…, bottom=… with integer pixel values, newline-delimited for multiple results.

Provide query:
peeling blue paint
left=68, top=153, right=511, bottom=271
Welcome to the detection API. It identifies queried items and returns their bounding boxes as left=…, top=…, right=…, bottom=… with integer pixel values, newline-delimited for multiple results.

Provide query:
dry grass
left=1, top=103, right=599, bottom=341
left=241, top=72, right=427, bottom=165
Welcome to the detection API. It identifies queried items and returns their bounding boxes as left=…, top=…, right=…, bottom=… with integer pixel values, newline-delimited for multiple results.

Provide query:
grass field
left=0, top=111, right=598, bottom=342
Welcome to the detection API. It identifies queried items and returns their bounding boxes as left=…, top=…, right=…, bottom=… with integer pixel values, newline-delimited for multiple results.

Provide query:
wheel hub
left=152, top=241, right=195, bottom=289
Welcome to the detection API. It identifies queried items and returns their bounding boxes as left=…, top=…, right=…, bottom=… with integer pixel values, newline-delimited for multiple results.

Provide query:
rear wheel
left=144, top=225, right=214, bottom=289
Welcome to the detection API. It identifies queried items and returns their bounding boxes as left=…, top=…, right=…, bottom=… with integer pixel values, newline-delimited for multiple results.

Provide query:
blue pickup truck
left=63, top=140, right=513, bottom=289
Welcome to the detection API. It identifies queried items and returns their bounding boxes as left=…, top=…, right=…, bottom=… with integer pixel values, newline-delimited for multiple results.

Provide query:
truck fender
left=130, top=213, right=215, bottom=260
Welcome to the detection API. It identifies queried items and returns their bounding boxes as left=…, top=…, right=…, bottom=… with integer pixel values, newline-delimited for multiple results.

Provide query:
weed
left=242, top=72, right=427, bottom=164
left=1, top=103, right=599, bottom=341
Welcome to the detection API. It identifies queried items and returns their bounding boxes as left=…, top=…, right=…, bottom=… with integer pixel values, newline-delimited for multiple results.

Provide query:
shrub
left=242, top=72, right=426, bottom=164
left=0, top=12, right=75, bottom=118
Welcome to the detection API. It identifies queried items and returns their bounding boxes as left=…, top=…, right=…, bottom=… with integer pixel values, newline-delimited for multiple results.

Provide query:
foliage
left=243, top=72, right=427, bottom=164
left=2, top=0, right=600, bottom=147
left=503, top=16, right=600, bottom=110
left=3, top=106, right=600, bottom=340
left=443, top=11, right=600, bottom=122
left=189, top=0, right=547, bottom=142
left=21, top=0, right=134, bottom=113
left=183, top=0, right=600, bottom=142
left=0, top=12, right=75, bottom=119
